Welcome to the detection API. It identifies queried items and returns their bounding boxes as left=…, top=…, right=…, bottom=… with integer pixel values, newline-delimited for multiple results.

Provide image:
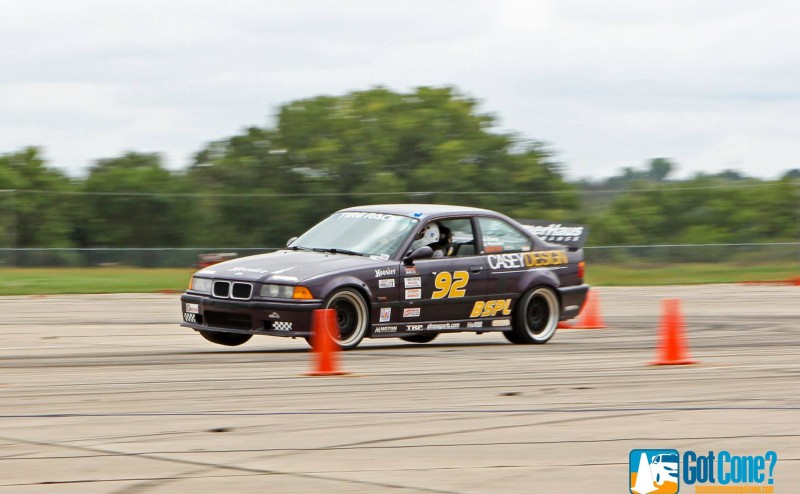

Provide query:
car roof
left=338, top=204, right=496, bottom=218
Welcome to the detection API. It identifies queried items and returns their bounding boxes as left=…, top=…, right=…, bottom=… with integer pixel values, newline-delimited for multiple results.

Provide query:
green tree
left=188, top=86, right=577, bottom=244
left=647, top=158, right=674, bottom=182
left=0, top=147, right=74, bottom=248
left=81, top=152, right=195, bottom=249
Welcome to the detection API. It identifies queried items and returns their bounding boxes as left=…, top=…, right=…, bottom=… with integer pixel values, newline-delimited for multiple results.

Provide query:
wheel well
left=328, top=284, right=372, bottom=314
left=330, top=284, right=375, bottom=336
left=520, top=283, right=562, bottom=312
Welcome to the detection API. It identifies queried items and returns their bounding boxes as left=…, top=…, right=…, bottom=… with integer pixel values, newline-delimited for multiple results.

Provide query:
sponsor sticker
left=229, top=266, right=270, bottom=274
left=487, top=250, right=568, bottom=270
left=379, top=279, right=395, bottom=289
left=426, top=322, right=460, bottom=330
left=185, top=303, right=199, bottom=314
left=525, top=223, right=585, bottom=242
left=491, top=319, right=511, bottom=327
left=339, top=212, right=404, bottom=222
left=470, top=299, right=513, bottom=318
left=269, top=275, right=298, bottom=282
left=374, top=326, right=398, bottom=333
left=380, top=308, right=392, bottom=322
left=375, top=268, right=397, bottom=278
left=404, top=266, right=418, bottom=275
left=466, top=321, right=483, bottom=328
left=405, top=288, right=422, bottom=300
left=268, top=312, right=280, bottom=319
left=406, top=324, right=424, bottom=331
left=403, top=307, right=421, bottom=318
left=404, top=277, right=422, bottom=288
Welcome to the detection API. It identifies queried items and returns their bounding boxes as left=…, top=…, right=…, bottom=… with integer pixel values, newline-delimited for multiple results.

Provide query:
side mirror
left=286, top=236, right=298, bottom=247
left=403, top=246, right=433, bottom=265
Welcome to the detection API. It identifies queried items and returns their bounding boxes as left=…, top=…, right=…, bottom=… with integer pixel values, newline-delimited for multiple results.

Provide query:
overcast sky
left=2, top=0, right=798, bottom=180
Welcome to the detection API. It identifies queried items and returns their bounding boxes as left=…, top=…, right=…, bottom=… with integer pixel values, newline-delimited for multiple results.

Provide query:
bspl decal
left=470, top=299, right=513, bottom=318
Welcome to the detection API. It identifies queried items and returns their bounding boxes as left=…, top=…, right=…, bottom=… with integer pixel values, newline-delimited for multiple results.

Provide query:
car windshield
left=291, top=212, right=419, bottom=258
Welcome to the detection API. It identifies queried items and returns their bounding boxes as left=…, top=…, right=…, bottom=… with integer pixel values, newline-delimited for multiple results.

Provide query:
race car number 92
left=432, top=271, right=469, bottom=299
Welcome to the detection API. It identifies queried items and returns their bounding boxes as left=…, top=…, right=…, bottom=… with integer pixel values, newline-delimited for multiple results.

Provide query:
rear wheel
left=400, top=333, right=438, bottom=344
left=507, top=287, right=560, bottom=344
left=199, top=330, right=253, bottom=346
left=324, top=289, right=369, bottom=350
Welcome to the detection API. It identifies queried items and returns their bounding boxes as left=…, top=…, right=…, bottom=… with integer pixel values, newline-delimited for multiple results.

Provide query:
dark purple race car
left=180, top=204, right=589, bottom=349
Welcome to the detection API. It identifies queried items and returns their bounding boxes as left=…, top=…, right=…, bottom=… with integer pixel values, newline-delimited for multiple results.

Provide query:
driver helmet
left=412, top=222, right=440, bottom=249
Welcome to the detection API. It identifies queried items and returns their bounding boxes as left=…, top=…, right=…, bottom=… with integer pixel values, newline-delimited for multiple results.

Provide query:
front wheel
left=400, top=333, right=438, bottom=344
left=506, top=287, right=560, bottom=344
left=324, top=289, right=370, bottom=350
left=199, top=330, right=253, bottom=346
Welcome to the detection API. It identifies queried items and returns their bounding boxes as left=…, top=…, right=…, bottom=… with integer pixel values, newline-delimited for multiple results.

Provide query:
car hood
left=194, top=250, right=393, bottom=283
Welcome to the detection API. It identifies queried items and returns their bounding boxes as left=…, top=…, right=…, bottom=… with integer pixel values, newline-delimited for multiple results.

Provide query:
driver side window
left=413, top=218, right=476, bottom=258
left=438, top=218, right=476, bottom=257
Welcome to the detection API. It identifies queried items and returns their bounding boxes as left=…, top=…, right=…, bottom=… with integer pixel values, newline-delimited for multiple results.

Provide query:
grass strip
left=0, top=263, right=798, bottom=295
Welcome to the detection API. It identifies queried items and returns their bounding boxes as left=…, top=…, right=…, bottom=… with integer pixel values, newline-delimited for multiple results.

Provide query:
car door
left=475, top=215, right=541, bottom=325
left=398, top=217, right=488, bottom=328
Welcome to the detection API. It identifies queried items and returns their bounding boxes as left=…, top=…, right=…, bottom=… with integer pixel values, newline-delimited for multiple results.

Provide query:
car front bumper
left=180, top=293, right=324, bottom=337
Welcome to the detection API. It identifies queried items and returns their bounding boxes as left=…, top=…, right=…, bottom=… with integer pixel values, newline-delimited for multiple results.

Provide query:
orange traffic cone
left=561, top=289, right=606, bottom=329
left=650, top=299, right=696, bottom=365
left=306, top=309, right=348, bottom=376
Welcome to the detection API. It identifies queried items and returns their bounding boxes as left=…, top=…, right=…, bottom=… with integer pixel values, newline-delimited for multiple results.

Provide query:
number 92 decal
left=432, top=271, right=469, bottom=299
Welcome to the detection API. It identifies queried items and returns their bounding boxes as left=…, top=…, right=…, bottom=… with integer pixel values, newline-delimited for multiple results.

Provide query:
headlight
left=191, top=277, right=213, bottom=293
left=260, top=284, right=314, bottom=299
left=260, top=284, right=295, bottom=298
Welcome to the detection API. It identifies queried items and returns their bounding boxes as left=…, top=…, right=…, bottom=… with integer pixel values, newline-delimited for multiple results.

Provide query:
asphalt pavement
left=0, top=285, right=798, bottom=493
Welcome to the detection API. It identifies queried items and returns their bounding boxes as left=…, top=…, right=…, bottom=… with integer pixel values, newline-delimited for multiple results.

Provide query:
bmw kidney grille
left=213, top=281, right=253, bottom=300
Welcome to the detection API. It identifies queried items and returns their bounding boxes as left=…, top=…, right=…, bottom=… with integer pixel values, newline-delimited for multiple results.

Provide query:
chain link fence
left=1, top=243, right=798, bottom=268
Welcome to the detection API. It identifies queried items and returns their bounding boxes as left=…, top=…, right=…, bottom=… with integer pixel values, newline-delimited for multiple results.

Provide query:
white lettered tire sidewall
left=512, top=286, right=560, bottom=344
left=324, top=289, right=369, bottom=350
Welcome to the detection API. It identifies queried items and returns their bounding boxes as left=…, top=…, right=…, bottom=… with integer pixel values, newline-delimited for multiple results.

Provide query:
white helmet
left=412, top=223, right=440, bottom=249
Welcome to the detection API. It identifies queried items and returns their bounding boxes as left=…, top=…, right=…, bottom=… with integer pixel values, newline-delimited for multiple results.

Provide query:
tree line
left=1, top=86, right=798, bottom=258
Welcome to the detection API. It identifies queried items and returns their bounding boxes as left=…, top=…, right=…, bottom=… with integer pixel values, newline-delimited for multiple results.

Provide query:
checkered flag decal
left=273, top=321, right=293, bottom=331
left=183, top=313, right=196, bottom=323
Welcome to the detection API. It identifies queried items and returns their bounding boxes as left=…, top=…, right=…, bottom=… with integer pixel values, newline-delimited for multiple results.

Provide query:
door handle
left=470, top=266, right=483, bottom=273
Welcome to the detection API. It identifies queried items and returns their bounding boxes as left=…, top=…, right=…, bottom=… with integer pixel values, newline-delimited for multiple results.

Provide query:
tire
left=199, top=330, right=253, bottom=346
left=324, top=289, right=370, bottom=350
left=508, top=286, right=560, bottom=344
left=400, top=333, right=438, bottom=344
